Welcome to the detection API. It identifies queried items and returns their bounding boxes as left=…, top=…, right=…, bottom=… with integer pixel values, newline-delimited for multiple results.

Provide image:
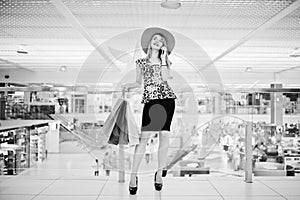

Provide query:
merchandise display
left=28, top=125, right=48, bottom=166
left=172, top=117, right=300, bottom=176
left=0, top=121, right=53, bottom=175
left=0, top=128, right=29, bottom=175
left=249, top=122, right=300, bottom=176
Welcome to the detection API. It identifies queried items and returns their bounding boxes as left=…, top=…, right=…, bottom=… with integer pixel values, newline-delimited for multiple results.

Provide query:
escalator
left=48, top=113, right=247, bottom=177
left=48, top=114, right=107, bottom=151
left=165, top=115, right=248, bottom=177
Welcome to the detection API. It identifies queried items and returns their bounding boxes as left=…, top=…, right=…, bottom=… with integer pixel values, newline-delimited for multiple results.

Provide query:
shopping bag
left=102, top=98, right=124, bottom=139
left=108, top=100, right=129, bottom=145
left=126, top=101, right=140, bottom=146
left=102, top=97, right=140, bottom=146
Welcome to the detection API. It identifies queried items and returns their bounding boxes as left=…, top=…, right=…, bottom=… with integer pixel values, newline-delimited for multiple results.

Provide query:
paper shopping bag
left=102, top=98, right=124, bottom=139
left=108, top=100, right=129, bottom=145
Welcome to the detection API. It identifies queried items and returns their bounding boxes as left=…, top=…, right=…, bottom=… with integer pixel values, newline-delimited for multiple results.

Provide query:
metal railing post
left=245, top=122, right=253, bottom=183
left=119, top=89, right=126, bottom=182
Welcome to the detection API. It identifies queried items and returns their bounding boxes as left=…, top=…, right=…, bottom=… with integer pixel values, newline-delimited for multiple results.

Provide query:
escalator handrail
left=166, top=115, right=250, bottom=169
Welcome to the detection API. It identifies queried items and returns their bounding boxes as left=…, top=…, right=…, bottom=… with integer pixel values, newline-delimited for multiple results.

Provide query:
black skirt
left=141, top=98, right=175, bottom=132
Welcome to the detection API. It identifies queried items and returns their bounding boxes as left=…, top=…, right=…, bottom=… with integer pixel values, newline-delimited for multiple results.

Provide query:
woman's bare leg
left=156, top=130, right=170, bottom=183
left=129, top=131, right=153, bottom=186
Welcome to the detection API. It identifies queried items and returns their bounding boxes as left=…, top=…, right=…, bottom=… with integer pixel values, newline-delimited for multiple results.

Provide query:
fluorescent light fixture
left=60, top=65, right=67, bottom=72
left=245, top=67, right=252, bottom=72
left=42, top=83, right=53, bottom=87
left=56, top=87, right=66, bottom=91
left=289, top=48, right=300, bottom=58
left=17, top=44, right=28, bottom=54
left=13, top=91, right=24, bottom=96
left=161, top=0, right=181, bottom=9
left=98, top=82, right=113, bottom=86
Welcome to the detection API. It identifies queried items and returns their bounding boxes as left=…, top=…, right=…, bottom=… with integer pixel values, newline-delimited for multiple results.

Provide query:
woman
left=102, top=152, right=111, bottom=176
left=122, top=27, right=177, bottom=195
left=232, top=145, right=241, bottom=171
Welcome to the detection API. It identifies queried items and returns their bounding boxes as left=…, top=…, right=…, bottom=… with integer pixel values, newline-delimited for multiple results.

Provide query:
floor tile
left=0, top=195, right=34, bottom=200
left=0, top=179, right=54, bottom=195
left=40, top=180, right=106, bottom=195
left=100, top=178, right=219, bottom=196
left=272, top=188, right=300, bottom=196
left=59, top=175, right=109, bottom=181
left=2, top=153, right=300, bottom=200
left=97, top=195, right=223, bottom=200
left=100, top=179, right=155, bottom=196
left=0, top=176, right=12, bottom=183
left=17, top=175, right=60, bottom=180
left=161, top=179, right=219, bottom=196
left=33, top=195, right=98, bottom=200
left=261, top=181, right=300, bottom=196
left=223, top=196, right=285, bottom=200
left=210, top=180, right=278, bottom=196
left=255, top=176, right=300, bottom=181
left=261, top=181, right=300, bottom=188
left=284, top=196, right=300, bottom=200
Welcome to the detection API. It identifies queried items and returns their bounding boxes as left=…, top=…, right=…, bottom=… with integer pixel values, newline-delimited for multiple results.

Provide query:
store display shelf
left=0, top=120, right=53, bottom=131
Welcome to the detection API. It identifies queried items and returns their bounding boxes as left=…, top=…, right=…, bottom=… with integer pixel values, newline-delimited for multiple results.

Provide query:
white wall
left=46, top=121, right=60, bottom=153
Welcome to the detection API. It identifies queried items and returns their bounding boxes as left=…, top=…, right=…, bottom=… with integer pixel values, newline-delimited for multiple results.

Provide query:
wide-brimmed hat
left=141, top=27, right=175, bottom=55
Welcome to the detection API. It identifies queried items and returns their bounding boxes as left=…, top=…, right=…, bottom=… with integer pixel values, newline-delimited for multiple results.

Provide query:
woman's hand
left=160, top=46, right=167, bottom=64
left=121, top=83, right=130, bottom=92
left=121, top=81, right=141, bottom=92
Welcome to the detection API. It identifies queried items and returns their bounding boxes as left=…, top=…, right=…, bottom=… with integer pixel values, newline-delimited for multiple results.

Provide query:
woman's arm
left=162, top=62, right=171, bottom=81
left=161, top=51, right=172, bottom=81
left=121, top=63, right=142, bottom=90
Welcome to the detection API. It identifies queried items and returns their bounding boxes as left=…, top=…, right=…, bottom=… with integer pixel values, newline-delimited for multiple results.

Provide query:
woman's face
left=150, top=34, right=164, bottom=50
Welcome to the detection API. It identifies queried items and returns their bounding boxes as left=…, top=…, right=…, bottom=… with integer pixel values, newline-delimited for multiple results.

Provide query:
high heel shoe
left=129, top=176, right=138, bottom=195
left=162, top=169, right=167, bottom=177
left=154, top=171, right=163, bottom=191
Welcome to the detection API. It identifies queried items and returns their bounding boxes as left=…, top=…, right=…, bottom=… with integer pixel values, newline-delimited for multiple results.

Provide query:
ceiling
left=0, top=0, right=300, bottom=91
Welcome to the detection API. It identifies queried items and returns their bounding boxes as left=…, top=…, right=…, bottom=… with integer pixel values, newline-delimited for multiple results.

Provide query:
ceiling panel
left=0, top=0, right=299, bottom=88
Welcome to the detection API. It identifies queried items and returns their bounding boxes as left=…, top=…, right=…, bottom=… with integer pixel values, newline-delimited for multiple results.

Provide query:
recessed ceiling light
left=245, top=67, right=252, bottom=72
left=161, top=0, right=181, bottom=9
left=60, top=65, right=67, bottom=72
left=289, top=47, right=300, bottom=58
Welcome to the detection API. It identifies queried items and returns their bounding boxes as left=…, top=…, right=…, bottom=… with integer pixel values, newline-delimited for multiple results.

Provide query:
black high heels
left=154, top=171, right=163, bottom=191
left=129, top=176, right=138, bottom=195
left=162, top=169, right=167, bottom=177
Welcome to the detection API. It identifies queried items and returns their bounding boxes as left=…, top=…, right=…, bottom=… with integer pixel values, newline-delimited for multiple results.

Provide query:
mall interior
left=1, top=0, right=300, bottom=199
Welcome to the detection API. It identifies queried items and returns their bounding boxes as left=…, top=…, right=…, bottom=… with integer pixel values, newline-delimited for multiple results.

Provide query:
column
left=270, top=84, right=283, bottom=125
left=213, top=92, right=222, bottom=115
left=245, top=122, right=253, bottom=183
left=23, top=91, right=31, bottom=104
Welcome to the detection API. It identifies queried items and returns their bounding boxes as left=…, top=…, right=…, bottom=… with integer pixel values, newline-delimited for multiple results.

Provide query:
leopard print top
left=136, top=58, right=177, bottom=104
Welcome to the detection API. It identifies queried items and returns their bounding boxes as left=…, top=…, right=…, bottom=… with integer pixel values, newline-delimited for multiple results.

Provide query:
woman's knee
left=139, top=131, right=153, bottom=143
left=159, top=131, right=170, bottom=139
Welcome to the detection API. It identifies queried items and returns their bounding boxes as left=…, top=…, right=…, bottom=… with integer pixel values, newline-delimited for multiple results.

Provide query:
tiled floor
left=1, top=153, right=300, bottom=200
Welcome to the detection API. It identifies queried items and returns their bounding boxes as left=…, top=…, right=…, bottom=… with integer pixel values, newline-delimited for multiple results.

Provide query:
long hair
left=145, top=33, right=172, bottom=68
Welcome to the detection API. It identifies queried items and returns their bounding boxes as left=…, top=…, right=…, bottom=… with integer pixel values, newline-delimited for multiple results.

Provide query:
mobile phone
left=159, top=46, right=165, bottom=55
left=159, top=49, right=163, bottom=55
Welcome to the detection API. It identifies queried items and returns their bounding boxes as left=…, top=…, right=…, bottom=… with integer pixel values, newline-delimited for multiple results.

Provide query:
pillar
left=213, top=92, right=222, bottom=115
left=118, top=89, right=126, bottom=182
left=270, top=84, right=283, bottom=125
left=245, top=122, right=253, bottom=183
left=24, top=91, right=31, bottom=104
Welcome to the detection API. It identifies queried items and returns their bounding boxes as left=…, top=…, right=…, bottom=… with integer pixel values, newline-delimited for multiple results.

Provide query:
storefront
left=0, top=120, right=60, bottom=175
